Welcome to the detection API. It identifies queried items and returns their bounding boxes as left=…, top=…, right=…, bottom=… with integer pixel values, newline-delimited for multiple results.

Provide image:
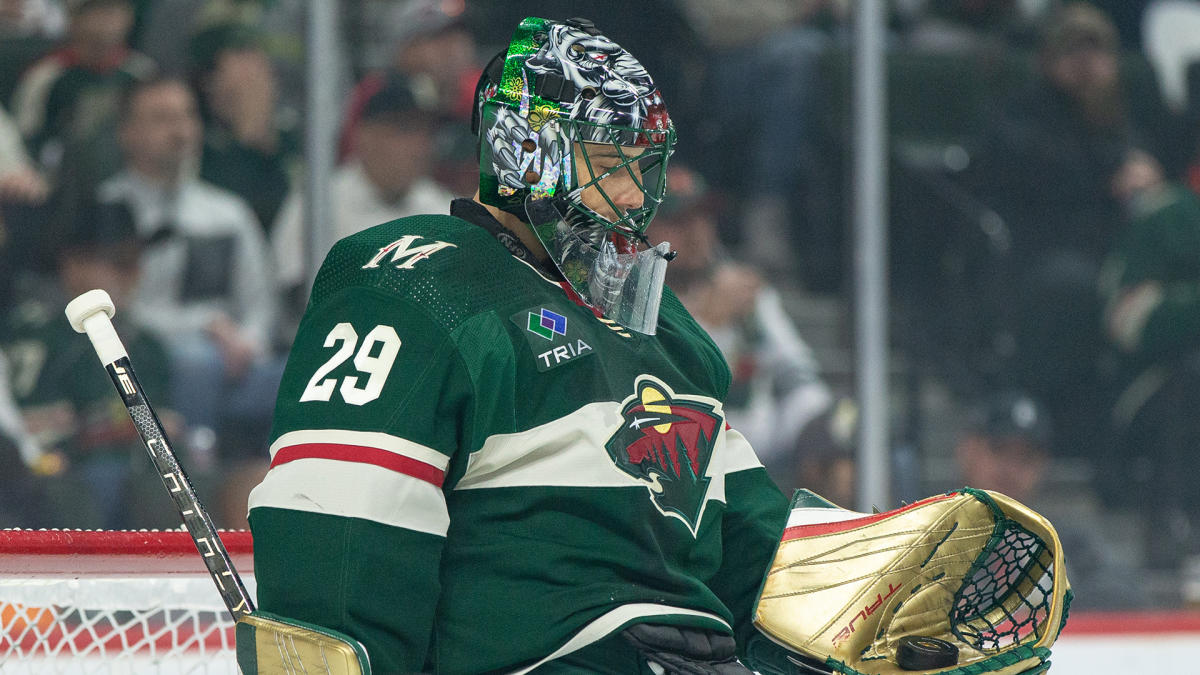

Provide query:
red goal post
left=0, top=528, right=253, bottom=673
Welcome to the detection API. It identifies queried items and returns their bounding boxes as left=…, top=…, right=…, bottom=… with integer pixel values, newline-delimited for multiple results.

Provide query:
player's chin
left=587, top=208, right=622, bottom=225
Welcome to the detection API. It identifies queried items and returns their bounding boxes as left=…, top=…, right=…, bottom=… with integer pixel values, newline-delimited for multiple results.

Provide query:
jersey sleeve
left=707, top=427, right=789, bottom=653
left=248, top=283, right=475, bottom=673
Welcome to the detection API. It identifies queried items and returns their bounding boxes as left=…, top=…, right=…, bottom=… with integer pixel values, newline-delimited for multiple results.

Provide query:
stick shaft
left=98, top=350, right=256, bottom=620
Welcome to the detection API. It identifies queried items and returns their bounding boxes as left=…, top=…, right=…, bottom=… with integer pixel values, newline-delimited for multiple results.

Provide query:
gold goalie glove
left=751, top=488, right=1072, bottom=675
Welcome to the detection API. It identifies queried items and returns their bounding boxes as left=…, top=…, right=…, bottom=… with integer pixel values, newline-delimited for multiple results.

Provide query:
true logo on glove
left=832, top=581, right=902, bottom=648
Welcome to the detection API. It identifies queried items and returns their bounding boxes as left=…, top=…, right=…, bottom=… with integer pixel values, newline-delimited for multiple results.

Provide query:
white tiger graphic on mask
left=525, top=23, right=656, bottom=136
left=486, top=106, right=570, bottom=195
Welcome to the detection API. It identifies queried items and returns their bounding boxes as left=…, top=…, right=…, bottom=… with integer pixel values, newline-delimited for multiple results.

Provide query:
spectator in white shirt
left=98, top=76, right=282, bottom=459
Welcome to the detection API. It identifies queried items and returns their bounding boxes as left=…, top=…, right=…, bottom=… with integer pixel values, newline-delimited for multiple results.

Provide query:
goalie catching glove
left=751, top=488, right=1071, bottom=675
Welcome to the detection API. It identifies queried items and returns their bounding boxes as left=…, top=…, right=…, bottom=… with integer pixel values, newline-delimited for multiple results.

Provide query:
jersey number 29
left=300, top=323, right=400, bottom=405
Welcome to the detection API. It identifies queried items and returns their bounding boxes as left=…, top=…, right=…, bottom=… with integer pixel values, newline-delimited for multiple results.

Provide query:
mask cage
left=561, top=117, right=675, bottom=243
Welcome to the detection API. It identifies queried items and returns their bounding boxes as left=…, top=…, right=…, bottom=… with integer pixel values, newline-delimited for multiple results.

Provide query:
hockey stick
left=66, top=290, right=372, bottom=674
left=65, top=289, right=254, bottom=621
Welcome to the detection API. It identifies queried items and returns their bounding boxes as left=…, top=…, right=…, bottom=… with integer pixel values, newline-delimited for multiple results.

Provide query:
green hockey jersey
left=248, top=209, right=789, bottom=673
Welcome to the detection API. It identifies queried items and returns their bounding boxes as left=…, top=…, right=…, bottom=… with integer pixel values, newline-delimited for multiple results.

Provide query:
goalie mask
left=474, top=17, right=676, bottom=334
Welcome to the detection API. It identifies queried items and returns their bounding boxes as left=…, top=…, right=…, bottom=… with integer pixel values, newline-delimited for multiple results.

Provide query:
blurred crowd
left=2, top=0, right=1200, bottom=609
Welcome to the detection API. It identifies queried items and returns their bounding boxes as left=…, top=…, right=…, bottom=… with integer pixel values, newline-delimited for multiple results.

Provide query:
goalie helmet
left=473, top=16, right=676, bottom=334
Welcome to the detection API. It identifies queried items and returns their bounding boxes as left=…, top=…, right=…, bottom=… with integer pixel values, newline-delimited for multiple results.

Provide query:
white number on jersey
left=300, top=323, right=401, bottom=405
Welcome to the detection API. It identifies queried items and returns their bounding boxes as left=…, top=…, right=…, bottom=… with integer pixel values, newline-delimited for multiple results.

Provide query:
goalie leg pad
left=236, top=611, right=371, bottom=675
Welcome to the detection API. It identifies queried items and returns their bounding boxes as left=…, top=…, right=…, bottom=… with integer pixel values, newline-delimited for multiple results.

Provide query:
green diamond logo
left=527, top=308, right=567, bottom=341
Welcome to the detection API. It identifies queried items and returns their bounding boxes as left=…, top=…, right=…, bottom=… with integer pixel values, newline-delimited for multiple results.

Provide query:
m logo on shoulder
left=362, top=235, right=457, bottom=270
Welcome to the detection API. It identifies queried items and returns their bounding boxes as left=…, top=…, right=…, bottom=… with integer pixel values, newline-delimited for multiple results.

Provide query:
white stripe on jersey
left=269, top=429, right=450, bottom=470
left=784, top=506, right=869, bottom=530
left=453, top=401, right=764, bottom=496
left=715, top=427, right=767, bottom=474
left=248, top=458, right=450, bottom=536
left=455, top=402, right=633, bottom=490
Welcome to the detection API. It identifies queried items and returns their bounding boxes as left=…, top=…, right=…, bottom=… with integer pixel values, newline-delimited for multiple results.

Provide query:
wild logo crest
left=606, top=376, right=723, bottom=536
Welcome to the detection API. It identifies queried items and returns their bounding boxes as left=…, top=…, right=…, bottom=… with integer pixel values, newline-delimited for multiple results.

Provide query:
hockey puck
left=896, top=635, right=958, bottom=670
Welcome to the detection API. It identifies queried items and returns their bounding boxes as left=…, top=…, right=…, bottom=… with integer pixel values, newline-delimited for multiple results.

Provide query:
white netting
left=0, top=577, right=257, bottom=674
left=0, top=530, right=255, bottom=674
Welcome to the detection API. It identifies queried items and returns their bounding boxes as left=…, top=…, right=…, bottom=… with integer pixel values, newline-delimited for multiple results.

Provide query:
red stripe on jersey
left=781, top=492, right=958, bottom=541
left=270, top=442, right=445, bottom=488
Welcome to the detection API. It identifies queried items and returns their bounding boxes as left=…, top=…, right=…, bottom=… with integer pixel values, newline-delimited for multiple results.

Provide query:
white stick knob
left=65, top=289, right=128, bottom=365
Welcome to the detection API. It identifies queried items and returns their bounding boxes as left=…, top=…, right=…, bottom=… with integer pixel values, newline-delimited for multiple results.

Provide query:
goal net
left=0, top=528, right=254, bottom=674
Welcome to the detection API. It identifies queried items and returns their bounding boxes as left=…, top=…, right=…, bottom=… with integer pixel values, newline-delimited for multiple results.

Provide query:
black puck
left=896, top=635, right=958, bottom=670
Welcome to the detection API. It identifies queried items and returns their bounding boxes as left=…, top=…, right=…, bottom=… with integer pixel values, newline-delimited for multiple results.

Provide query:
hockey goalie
left=237, top=14, right=1070, bottom=675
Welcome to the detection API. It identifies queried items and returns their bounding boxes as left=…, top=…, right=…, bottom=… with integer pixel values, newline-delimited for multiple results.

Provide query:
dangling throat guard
left=526, top=194, right=671, bottom=335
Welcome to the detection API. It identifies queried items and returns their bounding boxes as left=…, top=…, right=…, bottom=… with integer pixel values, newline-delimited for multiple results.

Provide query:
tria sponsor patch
left=511, top=305, right=594, bottom=371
